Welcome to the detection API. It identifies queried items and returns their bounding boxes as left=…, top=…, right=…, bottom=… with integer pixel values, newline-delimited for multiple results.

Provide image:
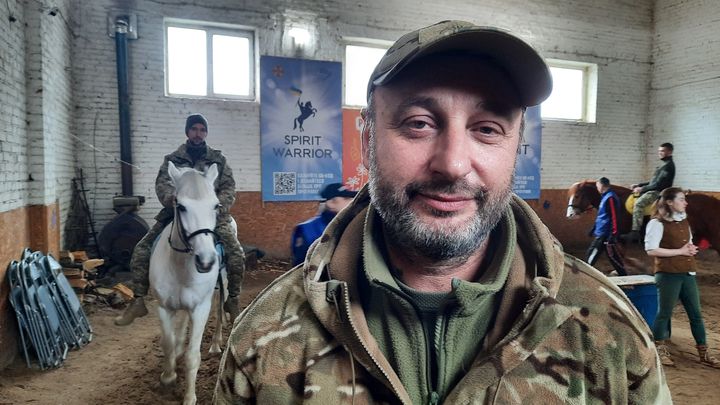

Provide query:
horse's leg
left=209, top=288, right=225, bottom=354
left=174, top=311, right=189, bottom=363
left=183, top=298, right=212, bottom=405
left=157, top=306, right=178, bottom=386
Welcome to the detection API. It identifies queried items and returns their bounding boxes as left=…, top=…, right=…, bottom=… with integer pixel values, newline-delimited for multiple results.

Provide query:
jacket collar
left=303, top=185, right=572, bottom=401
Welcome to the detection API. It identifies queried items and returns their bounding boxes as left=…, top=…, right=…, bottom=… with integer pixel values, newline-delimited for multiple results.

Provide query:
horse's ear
left=205, top=163, right=218, bottom=184
left=168, top=161, right=181, bottom=183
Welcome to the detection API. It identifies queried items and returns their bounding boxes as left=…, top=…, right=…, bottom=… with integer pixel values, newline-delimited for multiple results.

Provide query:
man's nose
left=429, top=124, right=472, bottom=181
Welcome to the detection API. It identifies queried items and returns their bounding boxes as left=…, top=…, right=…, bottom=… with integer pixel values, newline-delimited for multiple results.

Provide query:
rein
left=168, top=199, right=219, bottom=254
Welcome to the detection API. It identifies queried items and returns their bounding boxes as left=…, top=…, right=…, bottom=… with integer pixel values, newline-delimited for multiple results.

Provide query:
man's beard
left=368, top=144, right=514, bottom=264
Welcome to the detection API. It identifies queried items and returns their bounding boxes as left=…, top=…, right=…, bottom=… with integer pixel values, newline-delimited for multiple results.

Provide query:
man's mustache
left=405, top=179, right=486, bottom=201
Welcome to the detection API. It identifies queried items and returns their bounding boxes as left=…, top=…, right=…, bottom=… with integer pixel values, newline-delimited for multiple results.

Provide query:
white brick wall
left=0, top=0, right=74, bottom=243
left=0, top=1, right=29, bottom=212
left=2, top=0, right=715, bottom=250
left=71, top=0, right=658, bottom=229
left=650, top=0, right=720, bottom=191
left=24, top=0, right=75, bottom=238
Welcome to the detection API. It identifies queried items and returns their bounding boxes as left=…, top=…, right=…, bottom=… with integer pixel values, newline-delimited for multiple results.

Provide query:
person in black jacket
left=622, top=142, right=675, bottom=242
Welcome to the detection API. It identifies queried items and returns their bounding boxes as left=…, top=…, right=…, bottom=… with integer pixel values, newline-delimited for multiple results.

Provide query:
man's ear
left=360, top=108, right=370, bottom=170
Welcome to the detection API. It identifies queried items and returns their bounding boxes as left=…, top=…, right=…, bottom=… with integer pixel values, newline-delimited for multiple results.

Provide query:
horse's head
left=566, top=180, right=600, bottom=219
left=168, top=161, right=221, bottom=273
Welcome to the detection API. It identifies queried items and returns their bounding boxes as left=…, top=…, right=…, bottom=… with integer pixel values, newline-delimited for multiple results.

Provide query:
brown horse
left=566, top=180, right=720, bottom=255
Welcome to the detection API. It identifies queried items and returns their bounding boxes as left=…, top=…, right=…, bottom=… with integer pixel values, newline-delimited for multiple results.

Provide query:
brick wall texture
left=1, top=0, right=719, bottom=262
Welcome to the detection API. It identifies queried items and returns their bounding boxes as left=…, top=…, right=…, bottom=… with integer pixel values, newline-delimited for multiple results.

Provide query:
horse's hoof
left=209, top=344, right=222, bottom=355
left=183, top=394, right=197, bottom=405
left=160, top=371, right=177, bottom=387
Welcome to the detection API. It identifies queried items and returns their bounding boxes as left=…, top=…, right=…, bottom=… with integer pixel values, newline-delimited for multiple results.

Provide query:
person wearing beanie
left=115, top=113, right=246, bottom=326
left=290, top=182, right=358, bottom=266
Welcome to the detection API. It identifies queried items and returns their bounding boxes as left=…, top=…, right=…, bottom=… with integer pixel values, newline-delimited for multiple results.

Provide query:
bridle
left=567, top=200, right=593, bottom=214
left=567, top=182, right=596, bottom=214
left=168, top=198, right=220, bottom=254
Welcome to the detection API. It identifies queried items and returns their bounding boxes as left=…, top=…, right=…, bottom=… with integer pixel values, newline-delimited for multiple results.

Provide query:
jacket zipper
left=328, top=280, right=410, bottom=405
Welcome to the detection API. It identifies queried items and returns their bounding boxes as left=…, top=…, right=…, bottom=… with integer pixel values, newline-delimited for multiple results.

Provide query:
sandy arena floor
left=1, top=247, right=719, bottom=404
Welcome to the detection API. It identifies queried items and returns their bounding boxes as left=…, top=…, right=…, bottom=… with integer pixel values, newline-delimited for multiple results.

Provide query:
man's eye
left=408, top=120, right=428, bottom=129
left=475, top=125, right=504, bottom=137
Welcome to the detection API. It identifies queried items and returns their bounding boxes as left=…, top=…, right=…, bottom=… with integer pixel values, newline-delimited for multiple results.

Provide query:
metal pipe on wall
left=115, top=18, right=133, bottom=197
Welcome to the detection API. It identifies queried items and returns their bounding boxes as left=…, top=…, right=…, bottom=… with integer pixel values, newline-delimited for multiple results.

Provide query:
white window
left=343, top=40, right=391, bottom=107
left=165, top=19, right=256, bottom=100
left=542, top=59, right=597, bottom=123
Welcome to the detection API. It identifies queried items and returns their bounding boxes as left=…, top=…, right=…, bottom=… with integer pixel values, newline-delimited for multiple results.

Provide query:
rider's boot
left=114, top=296, right=149, bottom=326
left=223, top=295, right=241, bottom=324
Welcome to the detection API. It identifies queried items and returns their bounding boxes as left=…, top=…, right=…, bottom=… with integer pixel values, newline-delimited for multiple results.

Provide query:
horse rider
left=115, top=113, right=245, bottom=326
left=621, top=142, right=675, bottom=242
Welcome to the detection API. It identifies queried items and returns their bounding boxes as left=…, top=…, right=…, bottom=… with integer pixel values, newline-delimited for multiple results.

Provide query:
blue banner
left=513, top=105, right=542, bottom=199
left=260, top=56, right=342, bottom=201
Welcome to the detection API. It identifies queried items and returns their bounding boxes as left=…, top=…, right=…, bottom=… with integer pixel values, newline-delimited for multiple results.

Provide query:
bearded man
left=213, top=21, right=671, bottom=404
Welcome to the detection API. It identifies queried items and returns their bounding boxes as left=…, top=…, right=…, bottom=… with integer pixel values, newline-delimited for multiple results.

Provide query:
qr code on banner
left=273, top=172, right=297, bottom=195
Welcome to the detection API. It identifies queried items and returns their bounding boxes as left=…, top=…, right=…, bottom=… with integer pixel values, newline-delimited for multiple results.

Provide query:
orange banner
left=342, top=108, right=368, bottom=191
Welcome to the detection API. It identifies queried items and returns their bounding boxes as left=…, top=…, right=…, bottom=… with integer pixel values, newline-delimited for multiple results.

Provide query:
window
left=165, top=19, right=256, bottom=100
left=542, top=59, right=597, bottom=123
left=343, top=40, right=391, bottom=107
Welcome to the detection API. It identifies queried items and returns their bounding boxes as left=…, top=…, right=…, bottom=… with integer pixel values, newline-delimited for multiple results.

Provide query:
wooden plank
left=82, top=258, right=105, bottom=271
left=71, top=251, right=89, bottom=262
left=113, top=283, right=134, bottom=300
left=69, top=278, right=89, bottom=289
left=62, top=269, right=84, bottom=279
left=59, top=251, right=75, bottom=262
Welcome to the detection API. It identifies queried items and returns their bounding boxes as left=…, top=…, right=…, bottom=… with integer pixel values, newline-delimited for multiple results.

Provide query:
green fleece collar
left=361, top=204, right=517, bottom=314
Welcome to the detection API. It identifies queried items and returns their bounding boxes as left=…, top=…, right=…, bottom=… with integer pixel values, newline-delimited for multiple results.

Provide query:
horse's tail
left=293, top=119, right=297, bottom=130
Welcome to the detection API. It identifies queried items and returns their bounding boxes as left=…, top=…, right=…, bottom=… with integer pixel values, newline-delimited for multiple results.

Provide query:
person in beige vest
left=645, top=186, right=720, bottom=368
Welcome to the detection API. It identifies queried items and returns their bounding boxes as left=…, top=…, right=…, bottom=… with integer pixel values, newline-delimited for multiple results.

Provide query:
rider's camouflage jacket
left=154, top=143, right=235, bottom=223
left=214, top=187, right=672, bottom=405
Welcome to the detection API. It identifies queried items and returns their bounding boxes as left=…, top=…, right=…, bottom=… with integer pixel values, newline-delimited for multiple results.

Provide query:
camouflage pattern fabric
left=129, top=220, right=166, bottom=296
left=129, top=142, right=244, bottom=297
left=214, top=186, right=672, bottom=404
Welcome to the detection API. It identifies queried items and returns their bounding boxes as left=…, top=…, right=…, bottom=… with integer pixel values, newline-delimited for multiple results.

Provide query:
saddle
left=624, top=193, right=655, bottom=216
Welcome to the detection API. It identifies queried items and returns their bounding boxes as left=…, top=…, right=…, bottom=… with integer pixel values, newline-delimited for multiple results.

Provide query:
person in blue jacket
left=291, top=183, right=357, bottom=266
left=586, top=177, right=627, bottom=276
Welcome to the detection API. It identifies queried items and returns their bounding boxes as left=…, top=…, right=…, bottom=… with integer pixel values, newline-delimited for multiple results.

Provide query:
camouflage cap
left=367, top=20, right=553, bottom=107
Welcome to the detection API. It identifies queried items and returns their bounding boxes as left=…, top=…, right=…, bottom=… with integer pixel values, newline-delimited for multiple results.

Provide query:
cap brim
left=371, top=28, right=552, bottom=107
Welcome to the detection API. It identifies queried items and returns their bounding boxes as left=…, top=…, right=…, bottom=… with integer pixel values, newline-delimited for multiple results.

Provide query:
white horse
left=149, top=161, right=227, bottom=405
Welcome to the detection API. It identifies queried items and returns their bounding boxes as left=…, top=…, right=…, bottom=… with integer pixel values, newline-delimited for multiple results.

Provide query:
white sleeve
left=644, top=219, right=664, bottom=251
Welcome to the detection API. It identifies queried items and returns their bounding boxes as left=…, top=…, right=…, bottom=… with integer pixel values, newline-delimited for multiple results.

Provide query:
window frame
left=342, top=37, right=392, bottom=108
left=543, top=59, right=598, bottom=123
left=164, top=18, right=258, bottom=101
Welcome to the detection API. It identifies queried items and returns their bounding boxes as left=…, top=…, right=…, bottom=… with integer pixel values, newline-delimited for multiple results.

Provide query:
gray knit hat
left=185, top=113, right=208, bottom=134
